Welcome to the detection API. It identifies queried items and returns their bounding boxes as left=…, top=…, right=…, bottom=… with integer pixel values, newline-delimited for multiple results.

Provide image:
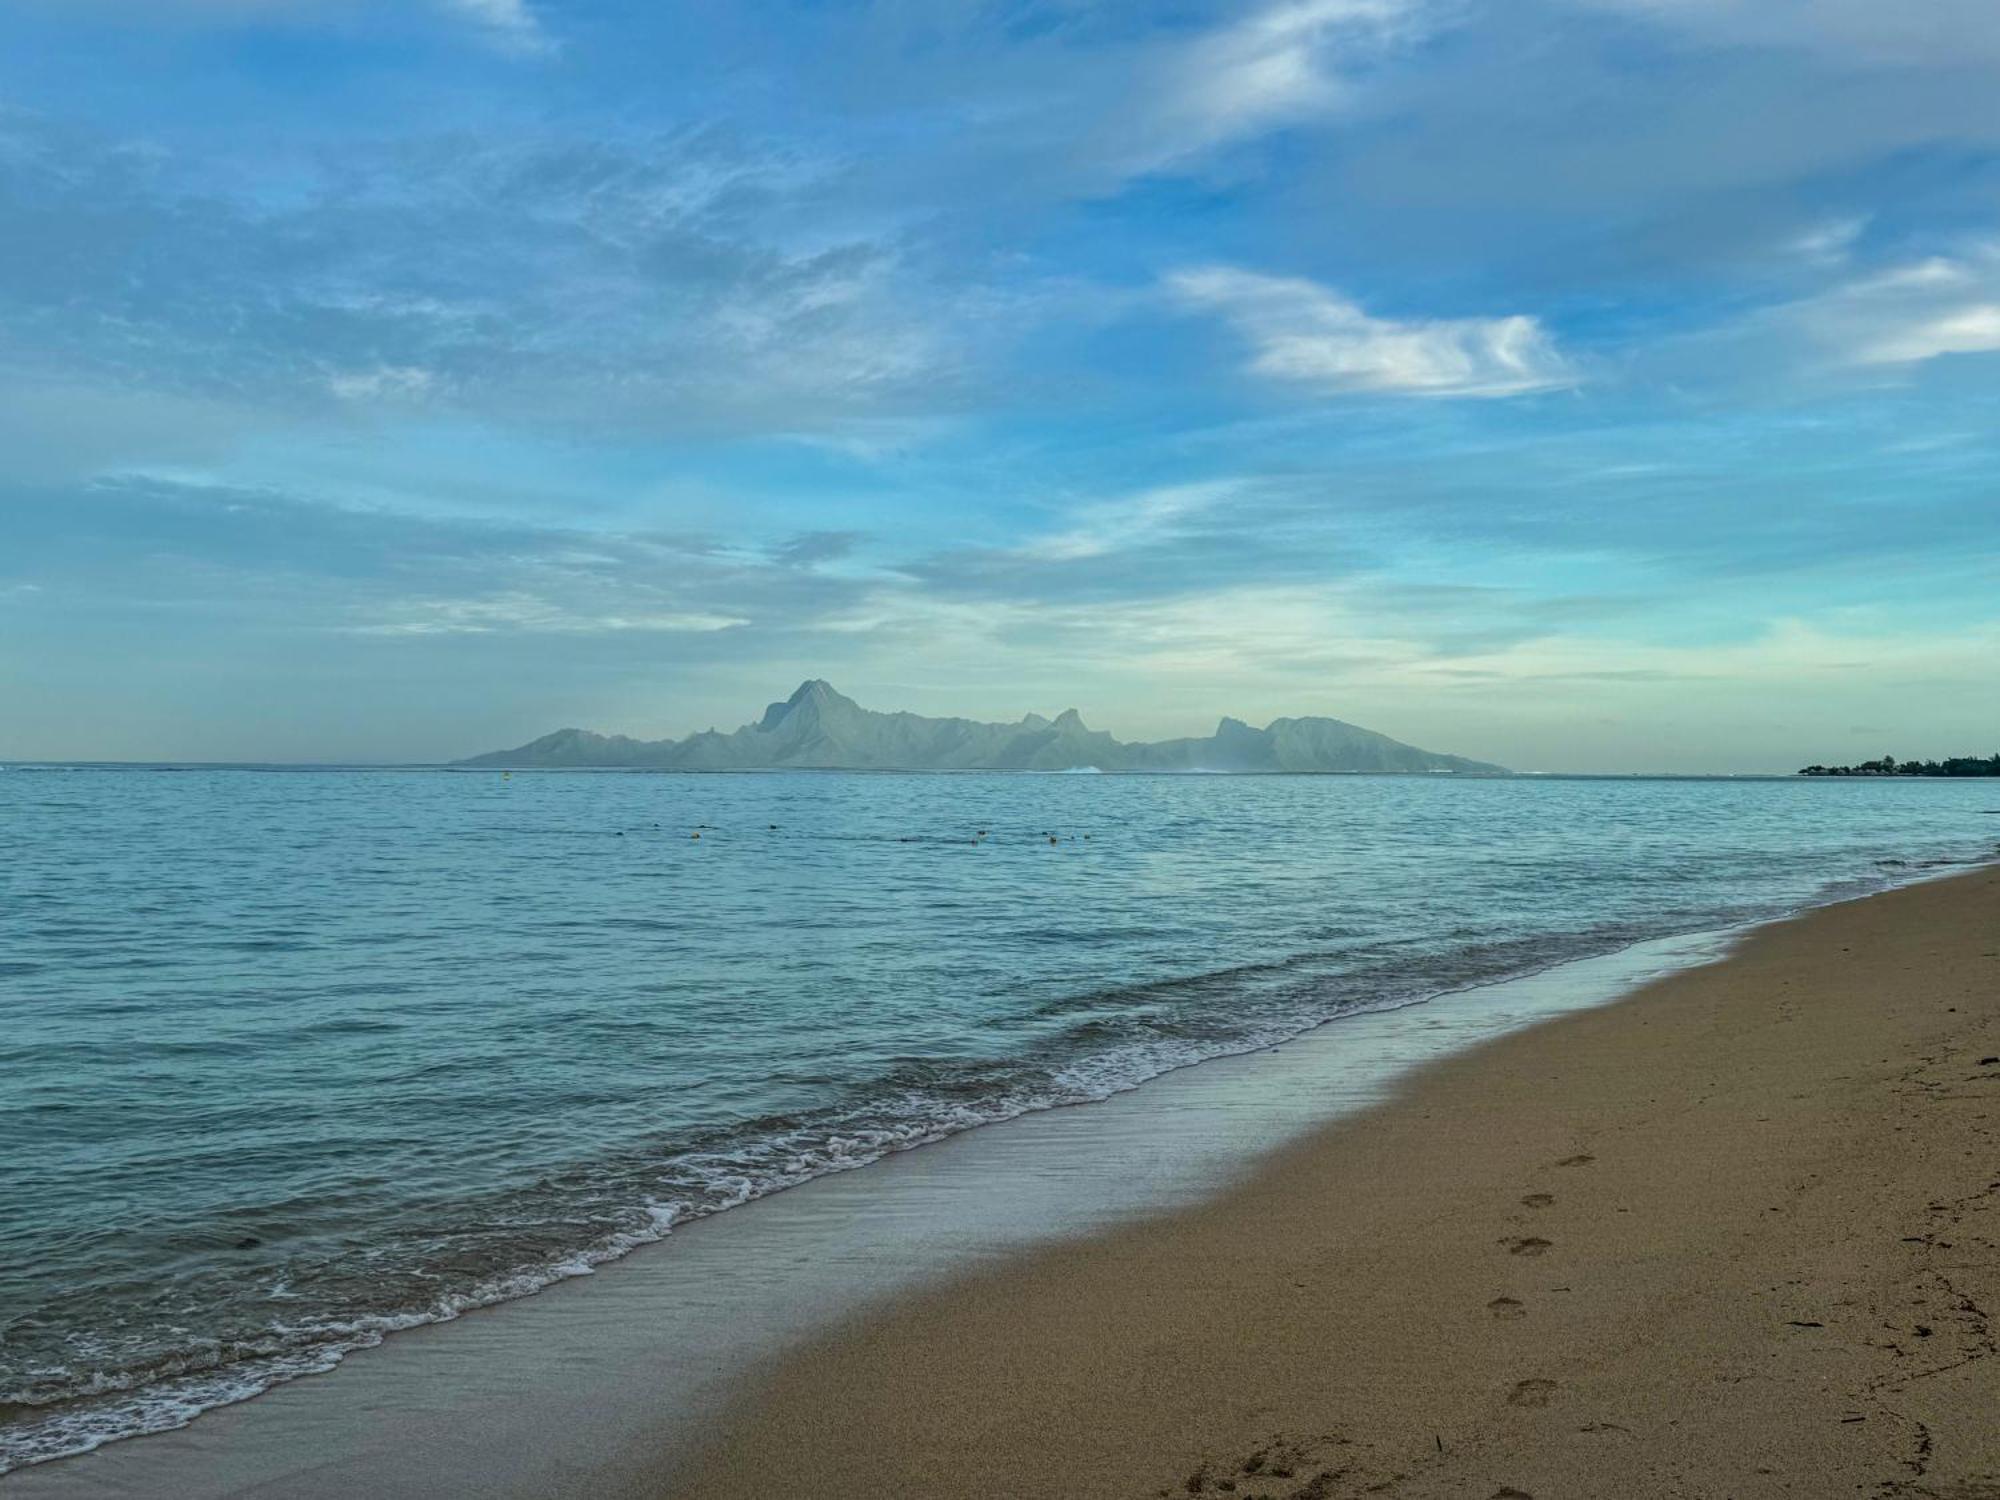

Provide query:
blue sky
left=1, top=0, right=1997, bottom=770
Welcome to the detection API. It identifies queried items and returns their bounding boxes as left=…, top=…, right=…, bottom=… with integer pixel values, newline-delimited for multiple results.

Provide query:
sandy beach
left=672, top=866, right=2000, bottom=1500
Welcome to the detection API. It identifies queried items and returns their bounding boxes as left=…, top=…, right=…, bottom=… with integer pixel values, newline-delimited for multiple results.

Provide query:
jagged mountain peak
left=760, top=678, right=858, bottom=730
left=461, top=684, right=1508, bottom=774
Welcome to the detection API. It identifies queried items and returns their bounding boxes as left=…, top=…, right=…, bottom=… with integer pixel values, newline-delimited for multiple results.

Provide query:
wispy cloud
left=0, top=119, right=965, bottom=443
left=1170, top=266, right=1574, bottom=398
left=327, top=365, right=437, bottom=403
left=40, top=0, right=559, bottom=55
left=440, top=0, right=554, bottom=56
left=1135, top=0, right=1431, bottom=171
left=1013, top=482, right=1241, bottom=562
left=768, top=531, right=865, bottom=569
left=1562, top=0, right=2000, bottom=69
left=1788, top=246, right=2000, bottom=368
left=348, top=595, right=746, bottom=636
left=1787, top=216, right=1868, bottom=267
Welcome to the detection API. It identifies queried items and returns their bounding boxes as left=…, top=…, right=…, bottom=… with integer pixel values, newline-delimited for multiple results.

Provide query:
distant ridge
left=459, top=680, right=1509, bottom=774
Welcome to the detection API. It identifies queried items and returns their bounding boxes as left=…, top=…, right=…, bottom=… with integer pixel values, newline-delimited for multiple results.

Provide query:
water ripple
left=1, top=767, right=1994, bottom=1471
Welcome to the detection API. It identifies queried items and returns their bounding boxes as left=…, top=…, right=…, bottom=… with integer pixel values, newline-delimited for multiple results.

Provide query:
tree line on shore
left=1799, top=754, right=2000, bottom=777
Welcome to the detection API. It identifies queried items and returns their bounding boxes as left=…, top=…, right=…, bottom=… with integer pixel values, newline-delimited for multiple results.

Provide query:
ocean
left=2, top=766, right=1995, bottom=1472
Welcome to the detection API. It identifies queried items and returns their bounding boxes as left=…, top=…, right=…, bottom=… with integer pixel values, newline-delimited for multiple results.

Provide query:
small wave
left=4, top=836, right=1992, bottom=1474
left=0, top=901, right=1807, bottom=1474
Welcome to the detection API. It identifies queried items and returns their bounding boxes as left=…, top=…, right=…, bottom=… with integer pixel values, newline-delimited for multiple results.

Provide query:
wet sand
left=672, top=867, right=2000, bottom=1499
left=1, top=927, right=1747, bottom=1500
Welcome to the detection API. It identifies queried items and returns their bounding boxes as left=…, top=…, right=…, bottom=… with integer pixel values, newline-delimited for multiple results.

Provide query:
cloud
left=11, top=0, right=558, bottom=54
left=1413, top=616, right=2000, bottom=706
left=0, top=378, right=251, bottom=483
left=327, top=365, right=437, bottom=402
left=1785, top=246, right=2000, bottom=368
left=1013, top=482, right=1241, bottom=562
left=1169, top=266, right=1574, bottom=397
left=0, top=476, right=853, bottom=644
left=804, top=0, right=1436, bottom=200
left=1562, top=0, right=2000, bottom=70
left=1859, top=307, right=2000, bottom=367
left=768, top=531, right=864, bottom=569
left=1134, top=0, right=1431, bottom=171
left=440, top=0, right=552, bottom=56
left=347, top=595, right=747, bottom=636
left=812, top=578, right=1659, bottom=698
left=1787, top=217, right=1869, bottom=268
left=900, top=477, right=1358, bottom=609
left=0, top=117, right=972, bottom=447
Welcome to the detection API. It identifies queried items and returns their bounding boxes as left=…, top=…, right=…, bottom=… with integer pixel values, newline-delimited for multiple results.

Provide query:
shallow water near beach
left=2, top=767, right=1995, bottom=1473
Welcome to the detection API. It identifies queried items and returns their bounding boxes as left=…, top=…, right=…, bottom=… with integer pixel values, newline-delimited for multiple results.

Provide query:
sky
left=1, top=0, right=1997, bottom=772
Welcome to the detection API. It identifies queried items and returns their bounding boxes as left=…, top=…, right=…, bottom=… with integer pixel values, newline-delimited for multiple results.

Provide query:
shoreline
left=6, top=860, right=1992, bottom=1497
left=4, top=925, right=1754, bottom=1498
left=669, top=865, right=2000, bottom=1499
left=0, top=901, right=1786, bottom=1480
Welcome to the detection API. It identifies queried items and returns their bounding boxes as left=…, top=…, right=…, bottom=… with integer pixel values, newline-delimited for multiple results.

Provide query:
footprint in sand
left=1520, top=1193, right=1555, bottom=1209
left=1488, top=1296, right=1527, bottom=1319
left=1507, top=1378, right=1559, bottom=1409
left=1555, top=1154, right=1595, bottom=1167
left=1505, top=1236, right=1554, bottom=1256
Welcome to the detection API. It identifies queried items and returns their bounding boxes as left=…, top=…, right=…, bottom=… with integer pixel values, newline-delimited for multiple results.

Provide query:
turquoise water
left=2, top=768, right=1995, bottom=1470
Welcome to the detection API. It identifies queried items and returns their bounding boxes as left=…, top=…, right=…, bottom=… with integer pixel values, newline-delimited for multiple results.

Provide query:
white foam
left=6, top=843, right=1991, bottom=1476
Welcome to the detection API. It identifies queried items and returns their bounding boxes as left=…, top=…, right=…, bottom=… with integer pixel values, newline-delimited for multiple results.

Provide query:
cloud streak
left=0, top=117, right=968, bottom=442
left=1133, top=0, right=1431, bottom=172
left=347, top=596, right=747, bottom=636
left=1799, top=250, right=2000, bottom=368
left=1170, top=266, right=1574, bottom=398
left=1012, top=482, right=1242, bottom=562
left=39, top=0, right=559, bottom=53
left=1563, top=0, right=2000, bottom=70
left=440, top=0, right=553, bottom=55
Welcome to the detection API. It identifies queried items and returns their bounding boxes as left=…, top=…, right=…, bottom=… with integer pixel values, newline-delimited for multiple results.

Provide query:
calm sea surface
left=2, top=768, right=1996, bottom=1470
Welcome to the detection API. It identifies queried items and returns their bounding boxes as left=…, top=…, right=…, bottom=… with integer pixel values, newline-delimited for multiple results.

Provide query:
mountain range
left=459, top=681, right=1509, bottom=774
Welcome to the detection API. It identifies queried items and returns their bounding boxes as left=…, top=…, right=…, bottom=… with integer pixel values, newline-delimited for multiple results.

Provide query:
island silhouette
left=461, top=679, right=1509, bottom=774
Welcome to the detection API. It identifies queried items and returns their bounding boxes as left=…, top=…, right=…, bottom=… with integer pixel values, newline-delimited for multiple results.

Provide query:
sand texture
left=670, top=868, right=2000, bottom=1499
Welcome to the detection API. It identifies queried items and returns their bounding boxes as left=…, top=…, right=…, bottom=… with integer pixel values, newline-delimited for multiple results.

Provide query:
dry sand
left=669, top=867, right=2000, bottom=1500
